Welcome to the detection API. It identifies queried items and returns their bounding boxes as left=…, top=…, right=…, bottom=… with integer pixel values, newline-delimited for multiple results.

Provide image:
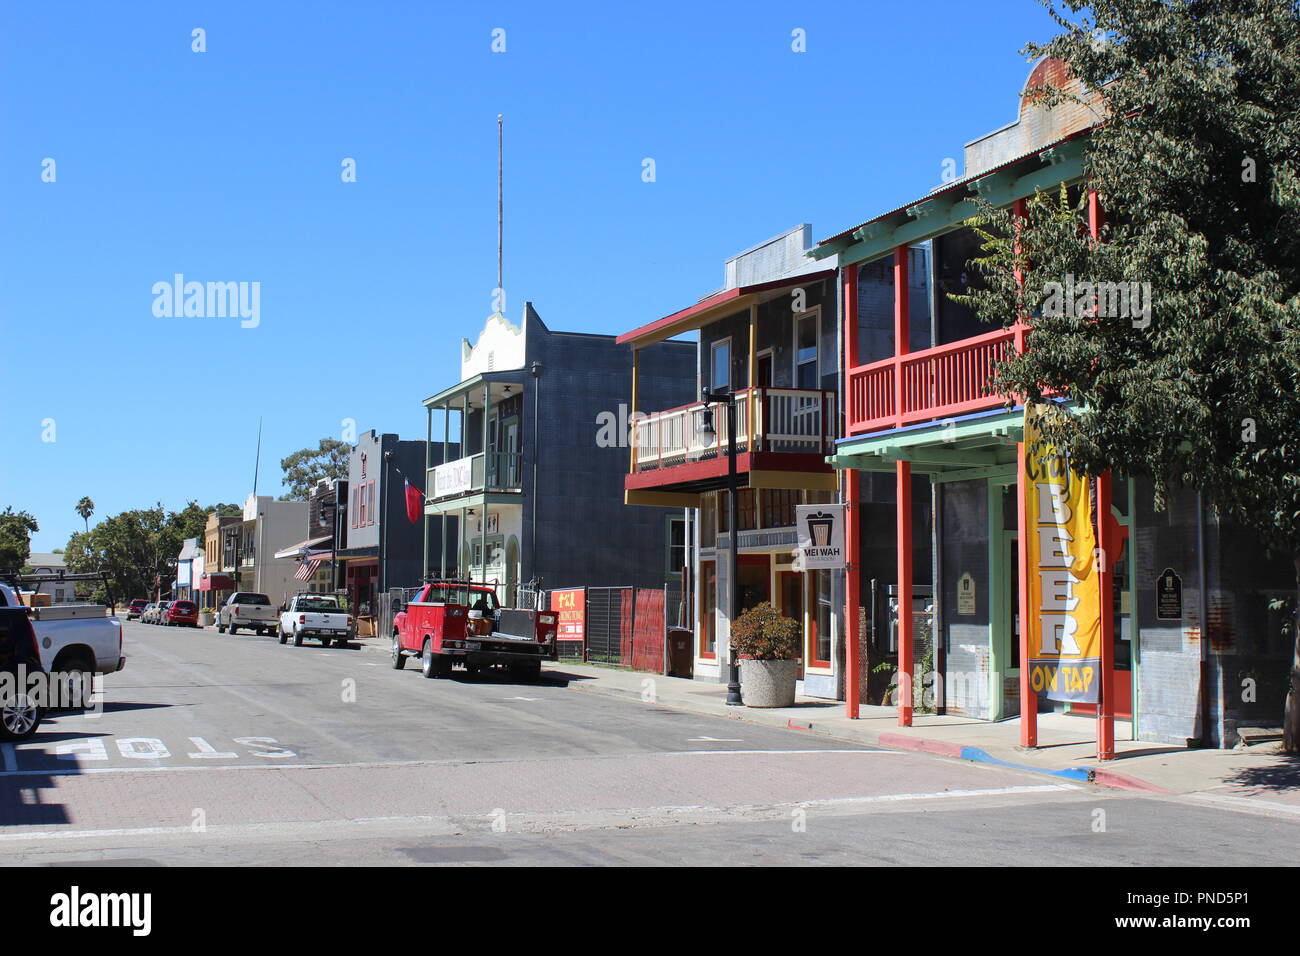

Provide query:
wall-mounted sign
left=795, top=504, right=845, bottom=569
left=1024, top=404, right=1101, bottom=703
left=957, top=572, right=976, bottom=615
left=433, top=456, right=474, bottom=498
left=1156, top=568, right=1183, bottom=620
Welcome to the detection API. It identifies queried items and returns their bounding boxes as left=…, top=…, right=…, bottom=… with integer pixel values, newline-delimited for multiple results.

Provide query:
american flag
left=294, top=558, right=321, bottom=582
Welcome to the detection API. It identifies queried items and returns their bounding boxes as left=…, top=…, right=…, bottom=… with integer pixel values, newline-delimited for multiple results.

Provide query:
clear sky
left=1, top=0, right=1062, bottom=551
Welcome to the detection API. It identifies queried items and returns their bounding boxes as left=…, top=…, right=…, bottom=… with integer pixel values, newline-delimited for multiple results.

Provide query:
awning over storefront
left=273, top=536, right=332, bottom=560
left=197, top=574, right=236, bottom=591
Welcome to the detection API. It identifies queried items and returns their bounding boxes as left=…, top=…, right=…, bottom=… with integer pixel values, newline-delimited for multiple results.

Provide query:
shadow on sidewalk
left=1224, top=755, right=1300, bottom=793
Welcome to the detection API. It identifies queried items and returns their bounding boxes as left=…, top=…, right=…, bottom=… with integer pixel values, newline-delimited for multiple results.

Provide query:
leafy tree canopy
left=280, top=438, right=350, bottom=501
left=0, top=507, right=39, bottom=570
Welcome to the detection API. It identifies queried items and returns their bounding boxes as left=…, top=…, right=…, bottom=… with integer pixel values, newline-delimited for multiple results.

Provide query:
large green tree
left=279, top=439, right=350, bottom=501
left=0, top=507, right=39, bottom=570
left=63, top=502, right=238, bottom=603
left=955, top=0, right=1300, bottom=748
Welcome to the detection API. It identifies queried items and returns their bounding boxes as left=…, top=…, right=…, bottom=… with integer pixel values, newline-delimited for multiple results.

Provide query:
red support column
left=897, top=460, right=913, bottom=727
left=1017, top=439, right=1037, bottom=747
left=843, top=264, right=861, bottom=720
left=1087, top=189, right=1105, bottom=241
left=1096, top=471, right=1116, bottom=759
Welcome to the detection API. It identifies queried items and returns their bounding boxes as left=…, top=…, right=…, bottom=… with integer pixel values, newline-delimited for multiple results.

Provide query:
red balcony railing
left=846, top=324, right=1026, bottom=434
left=631, top=387, right=834, bottom=473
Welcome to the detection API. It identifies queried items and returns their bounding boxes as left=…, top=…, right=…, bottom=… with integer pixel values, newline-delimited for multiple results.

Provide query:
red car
left=126, top=599, right=148, bottom=621
left=162, top=600, right=199, bottom=627
left=391, top=580, right=557, bottom=680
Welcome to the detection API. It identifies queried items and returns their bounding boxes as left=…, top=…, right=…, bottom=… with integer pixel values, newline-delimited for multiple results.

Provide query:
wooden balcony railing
left=631, top=387, right=834, bottom=473
left=846, top=324, right=1026, bottom=434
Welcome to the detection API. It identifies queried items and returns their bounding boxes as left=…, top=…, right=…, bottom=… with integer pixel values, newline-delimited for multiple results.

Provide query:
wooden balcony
left=846, top=324, right=1025, bottom=434
left=626, top=387, right=836, bottom=499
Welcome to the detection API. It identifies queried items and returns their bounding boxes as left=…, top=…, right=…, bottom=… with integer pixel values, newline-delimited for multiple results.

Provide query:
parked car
left=391, top=579, right=557, bottom=680
left=278, top=593, right=354, bottom=647
left=162, top=599, right=199, bottom=627
left=218, top=592, right=277, bottom=636
left=0, top=583, right=124, bottom=711
left=141, top=602, right=162, bottom=624
left=126, top=599, right=147, bottom=621
left=151, top=601, right=173, bottom=624
left=0, top=603, right=45, bottom=741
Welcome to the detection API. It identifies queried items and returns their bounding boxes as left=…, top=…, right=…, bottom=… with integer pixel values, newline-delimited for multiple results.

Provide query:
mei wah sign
left=1024, top=405, right=1101, bottom=702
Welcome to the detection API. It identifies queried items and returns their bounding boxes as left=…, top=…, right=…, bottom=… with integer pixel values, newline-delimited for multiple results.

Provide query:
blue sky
left=1, top=0, right=1061, bottom=551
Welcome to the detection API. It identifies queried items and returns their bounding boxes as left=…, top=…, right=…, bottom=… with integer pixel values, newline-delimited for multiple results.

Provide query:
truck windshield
left=424, top=584, right=498, bottom=612
left=296, top=597, right=340, bottom=611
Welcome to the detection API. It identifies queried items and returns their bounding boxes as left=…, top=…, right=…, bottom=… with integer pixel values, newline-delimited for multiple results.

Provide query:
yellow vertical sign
left=1024, top=404, right=1101, bottom=702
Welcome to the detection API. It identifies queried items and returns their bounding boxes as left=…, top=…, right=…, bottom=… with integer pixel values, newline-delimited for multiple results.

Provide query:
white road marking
left=688, top=736, right=744, bottom=742
left=503, top=697, right=541, bottom=701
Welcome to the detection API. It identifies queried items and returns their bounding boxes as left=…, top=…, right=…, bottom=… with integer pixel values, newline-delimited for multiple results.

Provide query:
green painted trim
left=831, top=408, right=1026, bottom=470
left=836, top=142, right=1086, bottom=267
left=929, top=463, right=1018, bottom=485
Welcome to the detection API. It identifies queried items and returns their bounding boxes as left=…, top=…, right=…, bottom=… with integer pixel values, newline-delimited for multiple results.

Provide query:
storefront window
left=701, top=561, right=717, bottom=658
left=811, top=570, right=833, bottom=666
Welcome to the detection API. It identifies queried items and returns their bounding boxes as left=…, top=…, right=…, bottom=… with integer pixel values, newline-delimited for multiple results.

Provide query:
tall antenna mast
left=252, top=417, right=263, bottom=498
left=497, top=113, right=503, bottom=308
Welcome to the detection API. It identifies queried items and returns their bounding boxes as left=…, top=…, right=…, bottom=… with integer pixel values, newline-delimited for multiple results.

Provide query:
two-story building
left=199, top=511, right=241, bottom=610
left=334, top=430, right=456, bottom=617
left=226, top=494, right=309, bottom=608
left=616, top=225, right=897, bottom=698
left=812, top=57, right=1294, bottom=748
left=422, top=304, right=695, bottom=606
left=273, top=478, right=349, bottom=596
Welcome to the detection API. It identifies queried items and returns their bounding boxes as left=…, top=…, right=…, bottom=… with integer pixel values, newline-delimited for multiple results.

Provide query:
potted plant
left=730, top=602, right=802, bottom=707
left=199, top=607, right=216, bottom=627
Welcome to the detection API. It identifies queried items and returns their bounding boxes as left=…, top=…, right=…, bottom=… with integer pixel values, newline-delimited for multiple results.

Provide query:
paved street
left=0, top=621, right=1296, bottom=866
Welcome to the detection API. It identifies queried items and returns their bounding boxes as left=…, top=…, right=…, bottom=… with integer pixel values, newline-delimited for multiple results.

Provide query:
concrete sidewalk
left=348, top=636, right=1298, bottom=805
left=542, top=660, right=1300, bottom=801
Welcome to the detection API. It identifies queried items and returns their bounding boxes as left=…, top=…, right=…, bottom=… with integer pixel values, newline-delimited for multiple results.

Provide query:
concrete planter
left=739, top=659, right=798, bottom=708
left=199, top=610, right=215, bottom=627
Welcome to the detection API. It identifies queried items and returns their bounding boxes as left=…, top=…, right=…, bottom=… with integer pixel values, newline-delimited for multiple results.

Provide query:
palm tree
left=75, top=496, right=95, bottom=533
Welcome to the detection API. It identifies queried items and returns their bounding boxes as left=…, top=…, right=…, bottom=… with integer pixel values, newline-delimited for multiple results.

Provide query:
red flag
left=404, top=478, right=423, bottom=524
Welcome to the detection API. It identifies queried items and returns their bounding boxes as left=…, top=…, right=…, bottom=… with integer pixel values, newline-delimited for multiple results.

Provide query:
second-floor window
left=711, top=338, right=731, bottom=391
left=795, top=310, right=820, bottom=389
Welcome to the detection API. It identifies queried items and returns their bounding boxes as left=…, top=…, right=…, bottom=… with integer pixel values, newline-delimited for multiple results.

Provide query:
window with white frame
left=795, top=310, right=820, bottom=389
left=710, top=338, right=731, bottom=391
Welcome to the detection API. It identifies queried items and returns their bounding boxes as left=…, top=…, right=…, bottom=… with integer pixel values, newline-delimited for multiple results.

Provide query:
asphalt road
left=0, top=621, right=1296, bottom=866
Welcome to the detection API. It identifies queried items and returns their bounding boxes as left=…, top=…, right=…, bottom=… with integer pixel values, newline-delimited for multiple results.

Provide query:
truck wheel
left=217, top=622, right=226, bottom=633
left=421, top=640, right=449, bottom=679
left=391, top=635, right=406, bottom=670
left=229, top=624, right=238, bottom=636
left=293, top=629, right=303, bottom=647
left=0, top=682, right=41, bottom=742
left=278, top=625, right=288, bottom=645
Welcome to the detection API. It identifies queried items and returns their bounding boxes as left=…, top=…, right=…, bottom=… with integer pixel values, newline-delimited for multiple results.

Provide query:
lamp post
left=701, top=386, right=742, bottom=706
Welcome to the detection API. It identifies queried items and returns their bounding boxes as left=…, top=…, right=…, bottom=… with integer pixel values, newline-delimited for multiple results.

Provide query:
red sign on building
left=549, top=588, right=585, bottom=642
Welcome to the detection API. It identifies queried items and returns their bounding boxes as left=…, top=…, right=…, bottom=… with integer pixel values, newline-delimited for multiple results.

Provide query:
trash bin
left=667, top=626, right=693, bottom=679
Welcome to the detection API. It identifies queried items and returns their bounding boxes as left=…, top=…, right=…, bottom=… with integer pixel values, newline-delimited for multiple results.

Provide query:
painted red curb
left=1089, top=768, right=1172, bottom=794
left=879, top=733, right=964, bottom=759
left=786, top=719, right=813, bottom=731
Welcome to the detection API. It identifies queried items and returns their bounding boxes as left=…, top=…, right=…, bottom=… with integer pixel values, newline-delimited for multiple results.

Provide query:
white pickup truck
left=218, top=592, right=278, bottom=636
left=0, top=583, right=124, bottom=707
left=278, top=593, right=354, bottom=647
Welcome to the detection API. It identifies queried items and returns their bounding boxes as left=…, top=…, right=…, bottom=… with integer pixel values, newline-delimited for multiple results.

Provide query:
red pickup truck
left=391, top=580, right=557, bottom=681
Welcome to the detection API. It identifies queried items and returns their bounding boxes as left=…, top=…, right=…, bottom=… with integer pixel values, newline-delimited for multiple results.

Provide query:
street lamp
left=701, top=386, right=743, bottom=707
